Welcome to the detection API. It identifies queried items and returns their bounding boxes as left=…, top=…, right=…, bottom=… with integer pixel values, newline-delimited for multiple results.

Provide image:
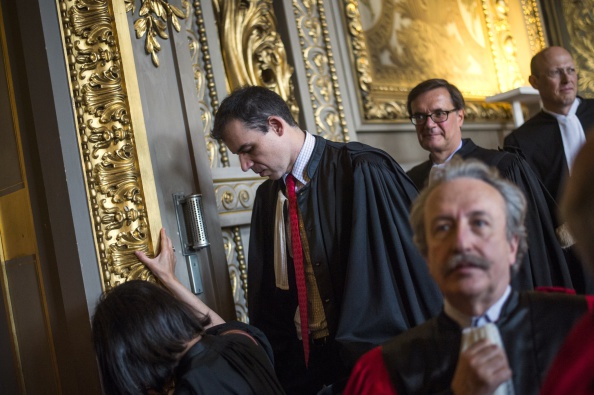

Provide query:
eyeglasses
left=409, top=109, right=458, bottom=125
left=541, top=67, right=577, bottom=79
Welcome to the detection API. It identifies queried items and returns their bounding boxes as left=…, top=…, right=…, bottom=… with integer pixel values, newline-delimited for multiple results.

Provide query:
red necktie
left=286, top=174, right=310, bottom=366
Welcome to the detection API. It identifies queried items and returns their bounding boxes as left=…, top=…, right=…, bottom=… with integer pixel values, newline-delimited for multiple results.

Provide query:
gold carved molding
left=484, top=0, right=524, bottom=93
left=563, top=0, right=594, bottom=97
left=520, top=0, right=547, bottom=55
left=222, top=227, right=249, bottom=322
left=293, top=0, right=350, bottom=142
left=342, top=0, right=542, bottom=122
left=214, top=179, right=262, bottom=213
left=57, top=0, right=161, bottom=290
left=212, top=0, right=299, bottom=123
left=126, top=0, right=188, bottom=67
left=190, top=1, right=230, bottom=168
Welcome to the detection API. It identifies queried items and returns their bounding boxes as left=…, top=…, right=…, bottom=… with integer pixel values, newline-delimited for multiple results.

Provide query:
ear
left=267, top=116, right=284, bottom=136
left=457, top=108, right=465, bottom=127
left=528, top=75, right=538, bottom=89
left=507, top=234, right=520, bottom=267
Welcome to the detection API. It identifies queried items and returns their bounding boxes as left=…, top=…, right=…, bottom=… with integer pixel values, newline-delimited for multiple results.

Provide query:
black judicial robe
left=407, top=138, right=591, bottom=293
left=174, top=322, right=285, bottom=394
left=248, top=136, right=443, bottom=392
left=382, top=291, right=589, bottom=395
left=503, top=98, right=594, bottom=203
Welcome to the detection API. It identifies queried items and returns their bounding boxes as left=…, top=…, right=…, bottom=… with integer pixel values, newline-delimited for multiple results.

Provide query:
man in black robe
left=503, top=46, right=594, bottom=203
left=343, top=158, right=591, bottom=395
left=541, top=133, right=594, bottom=395
left=211, top=86, right=442, bottom=394
left=405, top=78, right=592, bottom=293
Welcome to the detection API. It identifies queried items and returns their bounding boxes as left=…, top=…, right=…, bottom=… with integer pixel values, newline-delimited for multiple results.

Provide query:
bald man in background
left=504, top=46, right=594, bottom=203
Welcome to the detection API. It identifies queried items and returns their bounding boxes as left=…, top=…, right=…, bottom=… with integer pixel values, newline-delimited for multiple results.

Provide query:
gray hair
left=409, top=157, right=528, bottom=267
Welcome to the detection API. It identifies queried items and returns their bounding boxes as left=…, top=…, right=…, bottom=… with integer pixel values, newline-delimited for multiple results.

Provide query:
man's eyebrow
left=429, top=215, right=453, bottom=225
left=236, top=143, right=251, bottom=153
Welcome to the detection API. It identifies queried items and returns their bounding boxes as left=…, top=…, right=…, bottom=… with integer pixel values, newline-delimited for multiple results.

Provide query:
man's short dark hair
left=212, top=85, right=298, bottom=140
left=407, top=79, right=466, bottom=116
left=92, top=280, right=211, bottom=394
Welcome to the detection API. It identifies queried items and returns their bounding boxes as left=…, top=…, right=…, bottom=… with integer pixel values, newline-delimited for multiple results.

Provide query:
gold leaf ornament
left=128, top=0, right=187, bottom=67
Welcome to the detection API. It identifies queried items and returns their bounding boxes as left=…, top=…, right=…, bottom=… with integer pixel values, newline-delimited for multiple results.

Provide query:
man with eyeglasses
left=405, top=78, right=593, bottom=294
left=504, top=46, right=594, bottom=204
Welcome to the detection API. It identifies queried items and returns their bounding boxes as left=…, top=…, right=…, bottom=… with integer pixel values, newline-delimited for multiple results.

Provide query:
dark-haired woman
left=92, top=229, right=285, bottom=394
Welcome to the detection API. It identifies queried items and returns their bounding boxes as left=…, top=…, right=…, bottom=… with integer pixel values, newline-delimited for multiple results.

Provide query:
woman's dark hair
left=92, top=280, right=211, bottom=394
left=212, top=85, right=297, bottom=139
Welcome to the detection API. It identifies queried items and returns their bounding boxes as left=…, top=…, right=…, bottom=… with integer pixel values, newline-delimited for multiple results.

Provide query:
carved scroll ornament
left=58, top=0, right=158, bottom=289
left=126, top=0, right=188, bottom=67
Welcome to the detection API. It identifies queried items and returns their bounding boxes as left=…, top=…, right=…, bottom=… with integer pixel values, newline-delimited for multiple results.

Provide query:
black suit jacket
left=503, top=98, right=594, bottom=202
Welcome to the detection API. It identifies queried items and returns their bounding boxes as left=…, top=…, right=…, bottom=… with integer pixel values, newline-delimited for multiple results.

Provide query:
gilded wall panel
left=189, top=1, right=230, bottom=168
left=343, top=0, right=546, bottom=122
left=562, top=0, right=594, bottom=97
left=212, top=0, right=299, bottom=122
left=293, top=0, right=350, bottom=142
left=57, top=0, right=161, bottom=290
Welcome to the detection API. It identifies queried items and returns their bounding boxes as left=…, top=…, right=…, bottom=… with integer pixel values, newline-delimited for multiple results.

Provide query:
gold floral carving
left=190, top=1, right=229, bottom=168
left=342, top=0, right=538, bottom=122
left=483, top=0, right=524, bottom=93
left=58, top=0, right=158, bottom=289
left=563, top=0, right=594, bottom=97
left=212, top=0, right=299, bottom=121
left=214, top=180, right=262, bottom=212
left=222, top=228, right=249, bottom=322
left=293, top=0, right=350, bottom=142
left=520, top=0, right=546, bottom=55
left=126, top=0, right=188, bottom=67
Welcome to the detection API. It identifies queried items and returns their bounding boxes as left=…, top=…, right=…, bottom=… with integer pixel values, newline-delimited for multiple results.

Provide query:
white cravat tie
left=544, top=99, right=585, bottom=174
left=461, top=323, right=515, bottom=395
left=558, top=113, right=585, bottom=174
left=273, top=190, right=289, bottom=290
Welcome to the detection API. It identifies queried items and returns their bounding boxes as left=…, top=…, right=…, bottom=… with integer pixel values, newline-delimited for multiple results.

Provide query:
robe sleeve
left=343, top=347, right=398, bottom=395
left=539, top=312, right=594, bottom=395
left=335, top=152, right=442, bottom=366
left=497, top=155, right=594, bottom=294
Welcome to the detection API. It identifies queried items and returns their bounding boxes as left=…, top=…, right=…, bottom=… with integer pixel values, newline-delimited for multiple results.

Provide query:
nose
left=560, top=73, right=568, bottom=82
left=425, top=116, right=437, bottom=128
left=239, top=154, right=253, bottom=172
left=454, top=223, right=472, bottom=253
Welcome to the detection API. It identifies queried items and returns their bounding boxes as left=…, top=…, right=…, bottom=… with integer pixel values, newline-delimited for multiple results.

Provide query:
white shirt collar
left=542, top=98, right=585, bottom=173
left=542, top=97, right=580, bottom=119
left=283, top=131, right=314, bottom=186
left=431, top=140, right=463, bottom=168
left=444, top=286, right=512, bottom=328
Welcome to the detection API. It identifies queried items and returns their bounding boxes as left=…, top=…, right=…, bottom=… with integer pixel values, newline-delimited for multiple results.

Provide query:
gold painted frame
left=56, top=0, right=162, bottom=290
left=343, top=0, right=546, bottom=122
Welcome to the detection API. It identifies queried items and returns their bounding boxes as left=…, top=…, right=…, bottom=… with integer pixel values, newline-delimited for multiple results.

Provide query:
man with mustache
left=211, top=86, right=442, bottom=394
left=406, top=78, right=593, bottom=294
left=344, top=158, right=591, bottom=395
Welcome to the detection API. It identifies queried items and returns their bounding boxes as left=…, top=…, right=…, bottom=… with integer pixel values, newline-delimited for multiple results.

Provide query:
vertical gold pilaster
left=56, top=0, right=162, bottom=290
